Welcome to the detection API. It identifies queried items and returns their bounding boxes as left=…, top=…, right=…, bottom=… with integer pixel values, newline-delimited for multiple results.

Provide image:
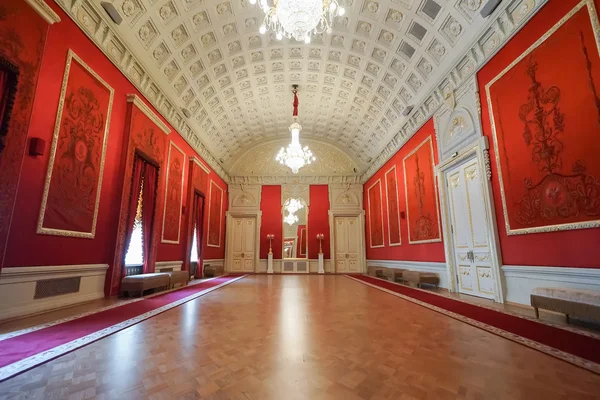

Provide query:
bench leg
left=566, top=314, right=570, bottom=324
left=534, top=307, right=539, bottom=319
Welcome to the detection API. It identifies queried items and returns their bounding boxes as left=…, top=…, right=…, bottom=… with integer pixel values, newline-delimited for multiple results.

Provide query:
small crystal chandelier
left=249, top=0, right=346, bottom=43
left=276, top=86, right=316, bottom=174
left=285, top=198, right=304, bottom=214
left=284, top=213, right=299, bottom=226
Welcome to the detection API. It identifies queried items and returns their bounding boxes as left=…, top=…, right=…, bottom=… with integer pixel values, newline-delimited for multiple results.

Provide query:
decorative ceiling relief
left=230, top=138, right=358, bottom=177
left=55, top=0, right=546, bottom=182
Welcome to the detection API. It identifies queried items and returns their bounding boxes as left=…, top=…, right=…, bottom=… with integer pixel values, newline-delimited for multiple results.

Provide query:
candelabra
left=316, top=233, right=325, bottom=254
left=266, top=234, right=275, bottom=254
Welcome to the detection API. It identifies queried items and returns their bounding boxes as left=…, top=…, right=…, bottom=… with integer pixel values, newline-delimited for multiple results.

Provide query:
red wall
left=308, top=185, right=331, bottom=259
left=364, top=119, right=445, bottom=262
left=260, top=186, right=283, bottom=259
left=1, top=3, right=227, bottom=282
left=477, top=0, right=600, bottom=268
left=259, top=184, right=331, bottom=260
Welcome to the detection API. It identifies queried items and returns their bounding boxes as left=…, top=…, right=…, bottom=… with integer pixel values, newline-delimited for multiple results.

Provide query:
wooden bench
left=120, top=273, right=170, bottom=297
left=166, top=270, right=189, bottom=289
left=402, top=270, right=440, bottom=289
left=531, top=287, right=600, bottom=323
left=204, top=264, right=224, bottom=278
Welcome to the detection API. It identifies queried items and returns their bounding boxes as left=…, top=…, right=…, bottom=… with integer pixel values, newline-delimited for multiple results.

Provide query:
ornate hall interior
left=0, top=0, right=600, bottom=398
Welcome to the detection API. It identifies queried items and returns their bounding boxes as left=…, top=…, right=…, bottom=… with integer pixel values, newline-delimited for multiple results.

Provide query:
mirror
left=282, top=197, right=308, bottom=259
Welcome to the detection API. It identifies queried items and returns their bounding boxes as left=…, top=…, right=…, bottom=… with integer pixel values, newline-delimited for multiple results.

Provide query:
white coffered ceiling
left=57, top=0, right=541, bottom=179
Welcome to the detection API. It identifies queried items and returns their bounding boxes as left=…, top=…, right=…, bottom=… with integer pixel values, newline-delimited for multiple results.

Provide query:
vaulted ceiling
left=59, top=0, right=530, bottom=178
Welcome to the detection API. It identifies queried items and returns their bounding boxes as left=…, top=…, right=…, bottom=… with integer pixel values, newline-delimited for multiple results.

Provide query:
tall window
left=125, top=179, right=144, bottom=266
left=190, top=224, right=199, bottom=263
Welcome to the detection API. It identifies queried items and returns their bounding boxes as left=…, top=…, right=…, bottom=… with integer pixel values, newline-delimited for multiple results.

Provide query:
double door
left=230, top=217, right=256, bottom=272
left=334, top=216, right=361, bottom=273
left=446, top=158, right=495, bottom=299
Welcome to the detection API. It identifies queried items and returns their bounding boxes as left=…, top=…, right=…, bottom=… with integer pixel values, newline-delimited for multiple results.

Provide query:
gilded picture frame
left=402, top=136, right=442, bottom=244
left=207, top=179, right=223, bottom=248
left=37, top=49, right=114, bottom=238
left=385, top=165, right=402, bottom=246
left=484, top=0, right=600, bottom=235
left=161, top=140, right=186, bottom=244
left=367, top=178, right=385, bottom=249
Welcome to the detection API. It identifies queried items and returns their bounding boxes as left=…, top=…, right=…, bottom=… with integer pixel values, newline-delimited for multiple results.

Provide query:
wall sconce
left=316, top=233, right=325, bottom=254
left=266, top=234, right=275, bottom=255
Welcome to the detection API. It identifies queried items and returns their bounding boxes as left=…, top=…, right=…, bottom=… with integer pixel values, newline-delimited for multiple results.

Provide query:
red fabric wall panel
left=308, top=185, right=330, bottom=259
left=364, top=119, right=445, bottom=262
left=0, top=1, right=48, bottom=269
left=203, top=179, right=227, bottom=260
left=3, top=2, right=227, bottom=281
left=260, top=185, right=282, bottom=259
left=477, top=0, right=600, bottom=268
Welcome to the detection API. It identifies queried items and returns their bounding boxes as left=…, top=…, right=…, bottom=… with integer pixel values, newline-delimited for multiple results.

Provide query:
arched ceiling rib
left=94, top=0, right=491, bottom=173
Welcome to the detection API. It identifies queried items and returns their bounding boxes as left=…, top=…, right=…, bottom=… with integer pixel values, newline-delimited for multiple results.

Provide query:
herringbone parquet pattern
left=0, top=275, right=599, bottom=399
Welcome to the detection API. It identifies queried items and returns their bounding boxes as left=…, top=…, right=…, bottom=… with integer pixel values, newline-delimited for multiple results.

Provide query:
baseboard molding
left=502, top=265, right=600, bottom=305
left=155, top=260, right=183, bottom=272
left=0, top=264, right=108, bottom=321
left=257, top=259, right=333, bottom=274
left=367, top=259, right=449, bottom=289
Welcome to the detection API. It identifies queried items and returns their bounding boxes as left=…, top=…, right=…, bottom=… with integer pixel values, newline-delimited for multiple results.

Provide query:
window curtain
left=0, top=67, right=12, bottom=157
left=122, top=156, right=145, bottom=275
left=141, top=162, right=158, bottom=274
left=194, top=193, right=205, bottom=278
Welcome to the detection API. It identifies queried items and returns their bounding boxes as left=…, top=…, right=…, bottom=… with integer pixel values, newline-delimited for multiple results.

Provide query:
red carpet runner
left=346, top=274, right=600, bottom=374
left=0, top=274, right=245, bottom=381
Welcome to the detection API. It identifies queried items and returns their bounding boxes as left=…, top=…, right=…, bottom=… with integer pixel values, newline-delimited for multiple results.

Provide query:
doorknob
left=241, top=252, right=245, bottom=259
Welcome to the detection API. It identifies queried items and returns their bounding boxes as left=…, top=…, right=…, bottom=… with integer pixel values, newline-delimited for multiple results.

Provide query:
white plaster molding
left=362, top=0, right=549, bottom=182
left=257, top=259, right=333, bottom=274
left=366, top=259, right=449, bottom=289
left=281, top=184, right=310, bottom=206
left=228, top=184, right=261, bottom=213
left=433, top=77, right=483, bottom=162
left=0, top=264, right=109, bottom=320
left=53, top=0, right=230, bottom=182
left=328, top=183, right=363, bottom=213
left=126, top=94, right=171, bottom=135
left=155, top=260, right=183, bottom=272
left=230, top=175, right=360, bottom=185
left=190, top=156, right=210, bottom=174
left=24, top=0, right=61, bottom=25
left=502, top=265, right=600, bottom=305
left=0, top=264, right=108, bottom=284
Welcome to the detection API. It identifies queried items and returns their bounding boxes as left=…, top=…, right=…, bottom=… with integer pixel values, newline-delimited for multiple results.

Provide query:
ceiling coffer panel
left=77, top=0, right=493, bottom=174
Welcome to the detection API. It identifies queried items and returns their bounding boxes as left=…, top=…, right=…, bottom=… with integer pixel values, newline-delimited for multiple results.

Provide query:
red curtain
left=0, top=69, right=9, bottom=128
left=194, top=193, right=205, bottom=278
left=122, top=156, right=144, bottom=275
left=141, top=162, right=158, bottom=274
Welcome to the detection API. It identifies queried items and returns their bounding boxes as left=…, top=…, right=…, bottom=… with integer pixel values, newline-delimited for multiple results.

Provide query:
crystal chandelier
left=249, top=0, right=346, bottom=43
left=276, top=86, right=316, bottom=174
left=284, top=213, right=299, bottom=226
left=285, top=198, right=304, bottom=214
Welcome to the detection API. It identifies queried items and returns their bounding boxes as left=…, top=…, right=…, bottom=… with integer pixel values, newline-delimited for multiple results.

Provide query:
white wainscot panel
left=367, top=260, right=449, bottom=289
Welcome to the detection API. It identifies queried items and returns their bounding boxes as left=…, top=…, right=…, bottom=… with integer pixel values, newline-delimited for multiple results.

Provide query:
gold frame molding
left=207, top=180, right=224, bottom=248
left=384, top=165, right=402, bottom=246
left=485, top=0, right=600, bottom=235
left=161, top=141, right=186, bottom=244
left=402, top=136, right=443, bottom=244
left=367, top=178, right=385, bottom=249
left=190, top=156, right=211, bottom=174
left=37, top=49, right=114, bottom=238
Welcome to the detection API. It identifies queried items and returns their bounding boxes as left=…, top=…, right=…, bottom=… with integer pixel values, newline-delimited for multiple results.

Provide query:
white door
left=231, top=217, right=256, bottom=272
left=447, top=158, right=495, bottom=299
left=334, top=216, right=361, bottom=273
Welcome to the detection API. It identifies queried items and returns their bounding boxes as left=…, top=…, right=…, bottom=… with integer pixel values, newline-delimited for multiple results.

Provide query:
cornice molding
left=24, top=0, right=61, bottom=25
left=54, top=0, right=230, bottom=183
left=361, top=0, right=549, bottom=183
left=190, top=156, right=211, bottom=175
left=229, top=175, right=361, bottom=185
left=126, top=94, right=171, bottom=135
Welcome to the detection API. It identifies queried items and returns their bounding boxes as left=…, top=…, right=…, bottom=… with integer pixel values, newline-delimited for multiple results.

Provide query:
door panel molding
left=435, top=136, right=505, bottom=303
left=225, top=211, right=261, bottom=273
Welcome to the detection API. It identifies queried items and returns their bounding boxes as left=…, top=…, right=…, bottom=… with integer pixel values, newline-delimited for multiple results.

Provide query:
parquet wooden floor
left=1, top=275, right=599, bottom=399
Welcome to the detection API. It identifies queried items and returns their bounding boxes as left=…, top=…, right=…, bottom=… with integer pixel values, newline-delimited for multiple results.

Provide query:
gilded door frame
left=328, top=210, right=366, bottom=274
left=224, top=210, right=261, bottom=273
left=435, top=136, right=505, bottom=303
